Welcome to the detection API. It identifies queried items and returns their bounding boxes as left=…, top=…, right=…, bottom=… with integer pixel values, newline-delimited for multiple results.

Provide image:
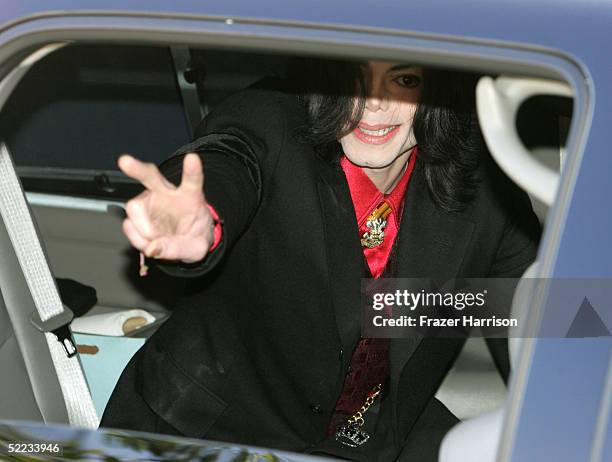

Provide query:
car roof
left=2, top=0, right=611, bottom=60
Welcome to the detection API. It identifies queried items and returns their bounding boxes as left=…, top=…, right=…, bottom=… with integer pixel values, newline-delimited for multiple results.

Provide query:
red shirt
left=341, top=147, right=417, bottom=277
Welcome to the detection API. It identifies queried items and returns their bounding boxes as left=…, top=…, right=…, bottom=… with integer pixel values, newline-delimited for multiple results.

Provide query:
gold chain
left=346, top=383, right=382, bottom=427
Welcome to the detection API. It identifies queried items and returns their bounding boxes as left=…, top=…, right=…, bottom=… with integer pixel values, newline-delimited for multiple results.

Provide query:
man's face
left=340, top=61, right=423, bottom=169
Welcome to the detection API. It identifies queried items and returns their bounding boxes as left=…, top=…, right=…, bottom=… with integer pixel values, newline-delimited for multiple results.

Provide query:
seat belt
left=0, top=142, right=99, bottom=428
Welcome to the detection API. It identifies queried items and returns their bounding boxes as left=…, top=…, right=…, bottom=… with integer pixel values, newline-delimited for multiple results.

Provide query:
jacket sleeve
left=489, top=184, right=542, bottom=278
left=154, top=82, right=292, bottom=277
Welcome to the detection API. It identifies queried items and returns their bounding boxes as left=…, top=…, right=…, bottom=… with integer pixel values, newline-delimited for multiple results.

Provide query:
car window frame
left=0, top=12, right=600, bottom=462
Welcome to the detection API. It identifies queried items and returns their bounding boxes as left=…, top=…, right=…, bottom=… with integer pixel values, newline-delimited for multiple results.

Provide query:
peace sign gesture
left=119, top=153, right=216, bottom=263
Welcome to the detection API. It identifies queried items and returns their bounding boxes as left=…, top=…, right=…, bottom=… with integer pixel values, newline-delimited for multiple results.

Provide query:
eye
left=393, top=74, right=422, bottom=88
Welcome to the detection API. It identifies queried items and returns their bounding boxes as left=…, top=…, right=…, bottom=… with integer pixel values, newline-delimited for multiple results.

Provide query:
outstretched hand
left=118, top=153, right=215, bottom=263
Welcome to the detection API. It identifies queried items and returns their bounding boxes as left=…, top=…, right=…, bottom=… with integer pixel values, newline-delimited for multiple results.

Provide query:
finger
left=118, top=154, right=169, bottom=193
left=143, top=238, right=165, bottom=259
left=125, top=197, right=157, bottom=240
left=122, top=218, right=151, bottom=251
left=179, top=153, right=204, bottom=193
left=145, top=235, right=211, bottom=262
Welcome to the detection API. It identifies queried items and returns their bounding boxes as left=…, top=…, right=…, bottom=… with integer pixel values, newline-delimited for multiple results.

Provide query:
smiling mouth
left=359, top=126, right=396, bottom=136
left=353, top=124, right=401, bottom=145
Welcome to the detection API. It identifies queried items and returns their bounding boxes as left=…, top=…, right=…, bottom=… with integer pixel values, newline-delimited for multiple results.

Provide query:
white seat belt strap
left=0, top=142, right=99, bottom=428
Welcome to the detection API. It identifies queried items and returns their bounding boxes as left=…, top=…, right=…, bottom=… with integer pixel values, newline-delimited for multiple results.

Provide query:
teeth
left=359, top=126, right=396, bottom=136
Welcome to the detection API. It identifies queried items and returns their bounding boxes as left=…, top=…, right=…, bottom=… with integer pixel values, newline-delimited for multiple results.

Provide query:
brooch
left=360, top=202, right=392, bottom=249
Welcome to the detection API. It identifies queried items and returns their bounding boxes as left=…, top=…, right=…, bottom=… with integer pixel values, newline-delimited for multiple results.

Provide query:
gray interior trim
left=0, top=334, right=44, bottom=421
left=0, top=217, right=69, bottom=423
left=26, top=192, right=124, bottom=212
left=0, top=294, right=44, bottom=422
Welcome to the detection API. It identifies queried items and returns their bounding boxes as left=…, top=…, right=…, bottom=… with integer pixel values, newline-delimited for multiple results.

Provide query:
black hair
left=412, top=68, right=483, bottom=212
left=287, top=58, right=483, bottom=212
left=287, top=58, right=365, bottom=155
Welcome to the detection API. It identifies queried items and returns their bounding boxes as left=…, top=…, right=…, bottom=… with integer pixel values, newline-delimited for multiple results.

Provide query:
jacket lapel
left=316, top=160, right=364, bottom=355
left=316, top=155, right=476, bottom=413
left=389, top=161, right=475, bottom=397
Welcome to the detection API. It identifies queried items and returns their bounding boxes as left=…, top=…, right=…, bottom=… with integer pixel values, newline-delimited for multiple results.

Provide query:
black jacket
left=102, top=82, right=541, bottom=461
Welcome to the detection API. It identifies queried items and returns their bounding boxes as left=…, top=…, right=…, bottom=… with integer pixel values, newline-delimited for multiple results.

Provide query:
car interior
left=0, top=41, right=572, bottom=452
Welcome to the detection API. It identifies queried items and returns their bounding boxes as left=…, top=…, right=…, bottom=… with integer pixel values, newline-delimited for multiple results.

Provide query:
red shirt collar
left=341, top=146, right=418, bottom=226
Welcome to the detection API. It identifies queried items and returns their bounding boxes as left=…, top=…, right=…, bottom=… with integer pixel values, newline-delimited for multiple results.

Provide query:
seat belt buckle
left=30, top=307, right=77, bottom=358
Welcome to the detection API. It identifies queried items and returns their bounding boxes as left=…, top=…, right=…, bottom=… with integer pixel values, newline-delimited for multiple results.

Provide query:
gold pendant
left=360, top=202, right=391, bottom=248
left=360, top=218, right=387, bottom=248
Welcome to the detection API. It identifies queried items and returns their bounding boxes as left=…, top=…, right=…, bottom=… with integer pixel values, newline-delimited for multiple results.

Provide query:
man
left=102, top=60, right=540, bottom=461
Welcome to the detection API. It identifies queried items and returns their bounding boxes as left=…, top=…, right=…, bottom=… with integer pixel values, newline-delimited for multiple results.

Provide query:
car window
left=0, top=44, right=192, bottom=199
left=0, top=43, right=292, bottom=201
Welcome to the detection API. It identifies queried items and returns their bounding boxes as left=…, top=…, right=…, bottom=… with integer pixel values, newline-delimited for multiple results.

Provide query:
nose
left=364, top=76, right=389, bottom=112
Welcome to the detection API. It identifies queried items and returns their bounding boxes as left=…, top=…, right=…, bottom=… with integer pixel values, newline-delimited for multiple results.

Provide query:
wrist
left=178, top=204, right=222, bottom=264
